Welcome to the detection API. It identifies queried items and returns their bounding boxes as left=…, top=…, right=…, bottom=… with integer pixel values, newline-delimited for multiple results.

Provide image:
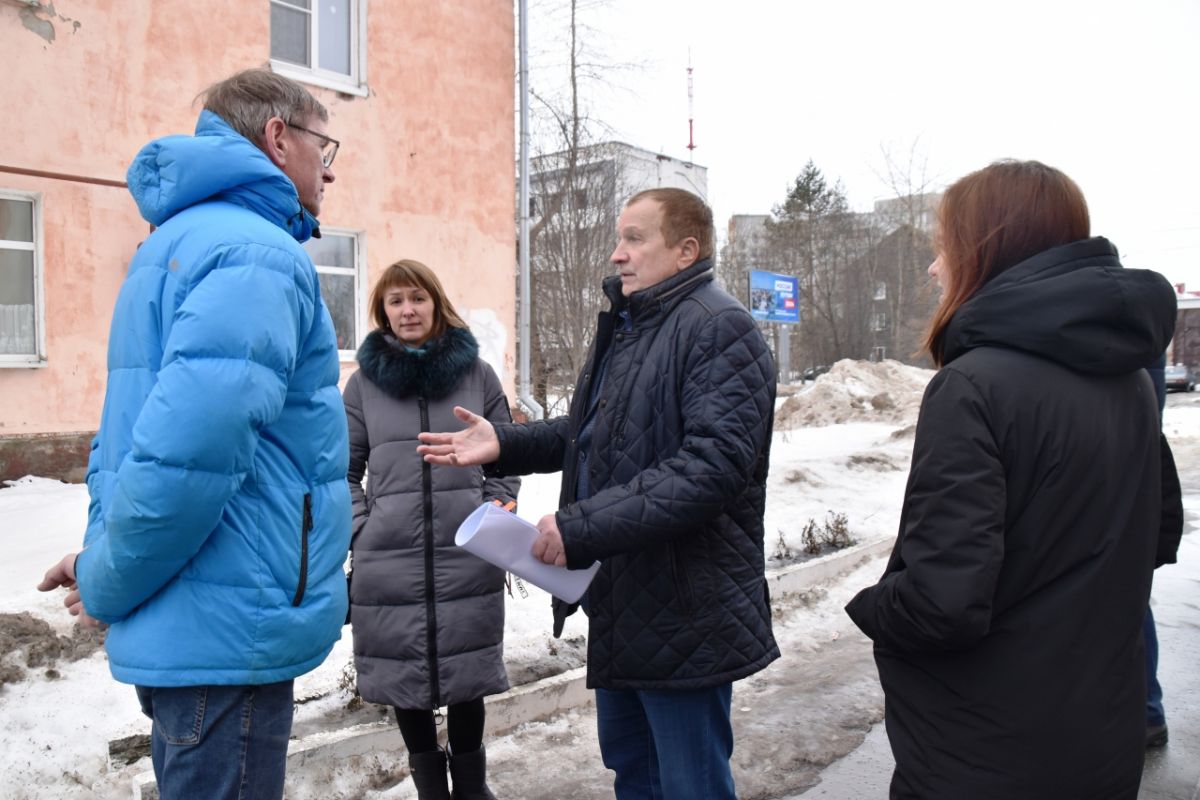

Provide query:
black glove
left=551, top=597, right=580, bottom=638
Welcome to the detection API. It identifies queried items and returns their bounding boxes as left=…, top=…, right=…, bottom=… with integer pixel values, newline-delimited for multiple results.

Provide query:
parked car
left=802, top=365, right=831, bottom=382
left=1165, top=363, right=1196, bottom=392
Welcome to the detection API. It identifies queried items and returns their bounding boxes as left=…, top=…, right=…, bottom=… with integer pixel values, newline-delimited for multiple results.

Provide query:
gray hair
left=198, top=68, right=328, bottom=145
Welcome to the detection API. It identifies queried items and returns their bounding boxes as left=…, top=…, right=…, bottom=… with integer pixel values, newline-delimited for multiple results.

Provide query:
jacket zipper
left=419, top=397, right=441, bottom=707
left=292, top=493, right=313, bottom=607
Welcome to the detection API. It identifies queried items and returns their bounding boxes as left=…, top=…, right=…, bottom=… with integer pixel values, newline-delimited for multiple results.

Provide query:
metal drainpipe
left=516, top=0, right=543, bottom=421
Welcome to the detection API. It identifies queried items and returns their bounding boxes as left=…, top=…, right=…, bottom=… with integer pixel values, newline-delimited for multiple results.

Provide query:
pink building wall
left=0, top=0, right=516, bottom=442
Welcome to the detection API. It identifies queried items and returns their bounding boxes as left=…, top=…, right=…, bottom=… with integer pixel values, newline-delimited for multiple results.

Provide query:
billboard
left=748, top=270, right=799, bottom=324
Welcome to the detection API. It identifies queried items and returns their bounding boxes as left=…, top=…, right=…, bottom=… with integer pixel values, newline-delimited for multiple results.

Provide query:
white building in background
left=529, top=141, right=708, bottom=220
left=615, top=142, right=709, bottom=199
left=521, top=142, right=709, bottom=402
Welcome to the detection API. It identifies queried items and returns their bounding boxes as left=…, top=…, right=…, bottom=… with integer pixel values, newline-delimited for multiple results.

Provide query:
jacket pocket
left=146, top=686, right=207, bottom=746
left=292, top=493, right=313, bottom=607
left=669, top=544, right=695, bottom=615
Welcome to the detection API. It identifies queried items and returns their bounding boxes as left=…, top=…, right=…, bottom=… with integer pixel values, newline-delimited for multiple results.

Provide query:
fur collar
left=356, top=326, right=479, bottom=400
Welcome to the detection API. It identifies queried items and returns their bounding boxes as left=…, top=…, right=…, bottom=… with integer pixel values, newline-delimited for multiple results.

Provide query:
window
left=0, top=191, right=44, bottom=366
left=304, top=229, right=365, bottom=360
left=270, top=0, right=367, bottom=96
left=871, top=311, right=889, bottom=332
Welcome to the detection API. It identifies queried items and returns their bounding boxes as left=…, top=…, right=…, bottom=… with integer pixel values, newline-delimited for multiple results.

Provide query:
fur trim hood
left=355, top=326, right=480, bottom=400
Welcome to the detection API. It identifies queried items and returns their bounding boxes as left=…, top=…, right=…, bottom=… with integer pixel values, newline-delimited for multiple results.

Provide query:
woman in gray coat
left=344, top=259, right=519, bottom=800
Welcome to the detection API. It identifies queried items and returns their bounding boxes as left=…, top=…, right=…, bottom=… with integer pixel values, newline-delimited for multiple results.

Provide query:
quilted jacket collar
left=601, top=258, right=715, bottom=327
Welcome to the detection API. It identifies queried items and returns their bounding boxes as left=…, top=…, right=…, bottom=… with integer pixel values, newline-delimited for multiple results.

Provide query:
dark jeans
left=1144, top=606, right=1165, bottom=726
left=595, top=683, right=737, bottom=800
left=135, top=681, right=294, bottom=800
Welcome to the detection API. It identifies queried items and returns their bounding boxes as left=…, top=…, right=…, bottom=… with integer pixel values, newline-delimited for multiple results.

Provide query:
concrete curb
left=770, top=536, right=894, bottom=596
left=131, top=537, right=893, bottom=799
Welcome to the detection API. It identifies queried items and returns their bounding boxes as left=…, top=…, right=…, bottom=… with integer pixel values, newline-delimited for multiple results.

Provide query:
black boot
left=409, top=748, right=451, bottom=800
left=448, top=746, right=498, bottom=800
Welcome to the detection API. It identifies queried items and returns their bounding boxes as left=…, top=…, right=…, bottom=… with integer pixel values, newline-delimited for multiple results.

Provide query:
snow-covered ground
left=5, top=360, right=1196, bottom=799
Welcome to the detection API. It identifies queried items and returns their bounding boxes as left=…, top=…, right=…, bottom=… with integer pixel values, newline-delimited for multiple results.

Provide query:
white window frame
left=308, top=227, right=366, bottom=362
left=0, top=189, right=46, bottom=368
left=269, top=0, right=369, bottom=97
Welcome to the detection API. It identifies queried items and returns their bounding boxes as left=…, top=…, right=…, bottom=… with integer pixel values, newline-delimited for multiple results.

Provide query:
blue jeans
left=135, top=681, right=294, bottom=800
left=595, top=683, right=736, bottom=800
left=1144, top=607, right=1165, bottom=726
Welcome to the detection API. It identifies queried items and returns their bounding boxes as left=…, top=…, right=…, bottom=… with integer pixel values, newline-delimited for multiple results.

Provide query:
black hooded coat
left=845, top=238, right=1180, bottom=799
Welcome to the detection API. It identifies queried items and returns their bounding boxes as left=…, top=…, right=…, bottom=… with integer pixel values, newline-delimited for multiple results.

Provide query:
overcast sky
left=529, top=0, right=1200, bottom=288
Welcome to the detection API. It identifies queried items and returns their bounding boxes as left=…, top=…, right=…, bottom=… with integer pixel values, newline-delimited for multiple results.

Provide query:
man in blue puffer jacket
left=38, top=68, right=350, bottom=799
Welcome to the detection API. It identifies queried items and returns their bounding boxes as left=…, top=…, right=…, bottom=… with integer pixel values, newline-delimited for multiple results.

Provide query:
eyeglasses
left=287, top=123, right=340, bottom=168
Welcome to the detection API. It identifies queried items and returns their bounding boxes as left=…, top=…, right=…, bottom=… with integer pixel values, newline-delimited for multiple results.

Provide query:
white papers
left=455, top=503, right=600, bottom=603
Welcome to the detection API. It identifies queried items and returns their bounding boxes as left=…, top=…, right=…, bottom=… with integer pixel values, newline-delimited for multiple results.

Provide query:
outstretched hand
left=417, top=406, right=500, bottom=466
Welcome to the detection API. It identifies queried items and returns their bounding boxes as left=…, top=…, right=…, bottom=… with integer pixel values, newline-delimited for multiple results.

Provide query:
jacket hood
left=125, top=110, right=319, bottom=242
left=356, top=326, right=480, bottom=400
left=943, top=237, right=1176, bottom=375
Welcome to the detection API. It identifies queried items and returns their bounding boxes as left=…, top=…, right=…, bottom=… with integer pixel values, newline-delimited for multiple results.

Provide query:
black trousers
left=394, top=698, right=486, bottom=755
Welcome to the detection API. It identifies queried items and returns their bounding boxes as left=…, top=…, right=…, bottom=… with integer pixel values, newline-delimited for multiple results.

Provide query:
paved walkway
left=368, top=485, right=1200, bottom=799
left=472, top=515, right=1200, bottom=800
left=426, top=558, right=890, bottom=799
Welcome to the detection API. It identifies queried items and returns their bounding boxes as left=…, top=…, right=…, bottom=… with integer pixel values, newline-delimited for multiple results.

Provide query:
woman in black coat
left=845, top=160, right=1179, bottom=799
left=344, top=259, right=519, bottom=800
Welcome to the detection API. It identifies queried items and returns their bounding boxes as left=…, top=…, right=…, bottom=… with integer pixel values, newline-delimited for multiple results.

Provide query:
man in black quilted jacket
left=419, top=187, right=779, bottom=799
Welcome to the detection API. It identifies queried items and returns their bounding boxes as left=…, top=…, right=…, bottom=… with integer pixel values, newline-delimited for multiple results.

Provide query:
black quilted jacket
left=493, top=259, right=780, bottom=690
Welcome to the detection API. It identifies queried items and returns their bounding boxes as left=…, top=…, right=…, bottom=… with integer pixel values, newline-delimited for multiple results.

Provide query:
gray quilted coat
left=492, top=259, right=780, bottom=690
left=344, top=326, right=520, bottom=709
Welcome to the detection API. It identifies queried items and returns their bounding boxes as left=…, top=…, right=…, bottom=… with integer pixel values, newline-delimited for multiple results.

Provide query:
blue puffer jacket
left=74, top=111, right=351, bottom=687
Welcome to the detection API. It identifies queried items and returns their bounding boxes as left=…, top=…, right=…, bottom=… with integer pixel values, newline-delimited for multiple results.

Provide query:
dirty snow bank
left=775, top=359, right=933, bottom=429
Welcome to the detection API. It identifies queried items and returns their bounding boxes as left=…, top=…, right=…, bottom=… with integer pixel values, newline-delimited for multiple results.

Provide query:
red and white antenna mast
left=686, top=50, right=696, bottom=161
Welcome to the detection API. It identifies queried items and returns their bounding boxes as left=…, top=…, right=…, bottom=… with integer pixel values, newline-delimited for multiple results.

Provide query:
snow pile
left=775, top=359, right=933, bottom=429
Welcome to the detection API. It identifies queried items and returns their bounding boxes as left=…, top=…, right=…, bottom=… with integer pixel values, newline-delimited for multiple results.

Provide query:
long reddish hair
left=924, top=160, right=1091, bottom=365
